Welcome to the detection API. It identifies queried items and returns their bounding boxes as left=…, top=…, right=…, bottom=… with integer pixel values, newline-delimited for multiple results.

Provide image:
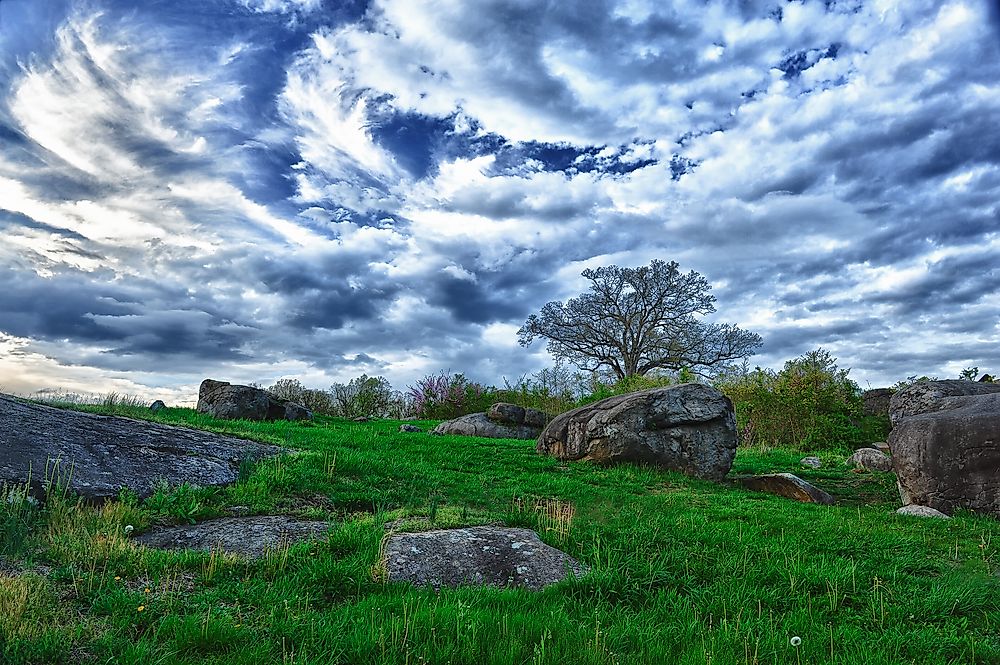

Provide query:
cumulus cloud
left=1, top=0, right=999, bottom=398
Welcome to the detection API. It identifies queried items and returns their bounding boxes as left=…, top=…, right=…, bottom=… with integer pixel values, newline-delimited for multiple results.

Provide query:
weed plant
left=0, top=405, right=996, bottom=663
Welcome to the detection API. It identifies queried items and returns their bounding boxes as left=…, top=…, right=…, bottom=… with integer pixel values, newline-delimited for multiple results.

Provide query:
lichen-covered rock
left=536, top=384, right=736, bottom=480
left=888, top=380, right=1000, bottom=426
left=486, top=403, right=550, bottom=429
left=800, top=456, right=822, bottom=469
left=196, top=379, right=311, bottom=422
left=135, top=516, right=328, bottom=557
left=399, top=424, right=423, bottom=433
left=889, top=390, right=1000, bottom=518
left=0, top=394, right=281, bottom=501
left=847, top=448, right=893, bottom=472
left=383, top=526, right=586, bottom=590
left=736, top=473, right=835, bottom=505
left=895, top=505, right=950, bottom=519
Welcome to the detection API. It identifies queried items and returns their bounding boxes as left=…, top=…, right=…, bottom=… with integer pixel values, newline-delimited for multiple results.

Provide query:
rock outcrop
left=846, top=447, right=893, bottom=472
left=536, top=384, right=736, bottom=481
left=736, top=473, right=835, bottom=505
left=431, top=403, right=552, bottom=440
left=197, top=379, right=312, bottom=422
left=382, top=526, right=586, bottom=590
left=862, top=388, right=895, bottom=418
left=135, top=516, right=329, bottom=557
left=888, top=380, right=1000, bottom=427
left=889, top=382, right=1000, bottom=518
left=0, top=394, right=281, bottom=501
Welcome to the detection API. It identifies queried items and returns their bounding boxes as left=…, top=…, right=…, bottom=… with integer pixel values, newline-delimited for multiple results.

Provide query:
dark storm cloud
left=0, top=269, right=255, bottom=363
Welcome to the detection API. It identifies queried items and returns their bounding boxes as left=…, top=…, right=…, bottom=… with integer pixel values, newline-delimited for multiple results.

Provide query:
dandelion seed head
left=790, top=636, right=802, bottom=647
left=124, top=525, right=134, bottom=535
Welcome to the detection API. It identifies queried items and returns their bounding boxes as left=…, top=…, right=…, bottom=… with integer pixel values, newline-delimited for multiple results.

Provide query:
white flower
left=790, top=636, right=802, bottom=647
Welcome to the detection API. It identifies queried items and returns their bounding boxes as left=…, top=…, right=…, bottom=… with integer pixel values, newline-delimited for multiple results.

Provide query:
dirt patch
left=134, top=515, right=329, bottom=557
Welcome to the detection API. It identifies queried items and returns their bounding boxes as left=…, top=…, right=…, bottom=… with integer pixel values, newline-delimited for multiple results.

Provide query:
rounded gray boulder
left=536, top=384, right=737, bottom=480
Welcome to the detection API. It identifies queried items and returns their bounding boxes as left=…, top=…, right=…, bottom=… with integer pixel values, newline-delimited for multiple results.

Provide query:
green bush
left=717, top=348, right=888, bottom=450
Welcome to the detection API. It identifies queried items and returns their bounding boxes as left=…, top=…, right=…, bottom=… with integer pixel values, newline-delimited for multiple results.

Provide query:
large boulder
left=0, top=394, right=281, bottom=501
left=383, top=526, right=586, bottom=590
left=536, top=384, right=736, bottom=481
left=431, top=402, right=552, bottom=440
left=862, top=388, right=894, bottom=418
left=197, top=379, right=312, bottom=422
left=889, top=387, right=1000, bottom=518
left=888, top=379, right=1000, bottom=426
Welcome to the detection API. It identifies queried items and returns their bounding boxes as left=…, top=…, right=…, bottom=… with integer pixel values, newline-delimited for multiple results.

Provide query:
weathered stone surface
left=432, top=412, right=541, bottom=440
left=736, top=473, right=835, bottom=505
left=149, top=400, right=166, bottom=412
left=431, top=403, right=553, bottom=440
left=135, top=516, right=328, bottom=557
left=847, top=448, right=893, bottom=472
left=862, top=388, right=894, bottom=417
left=0, top=394, right=281, bottom=501
left=196, top=379, right=312, bottom=422
left=872, top=442, right=891, bottom=455
left=889, top=391, right=1000, bottom=518
left=895, top=505, right=950, bottom=519
left=383, top=526, right=586, bottom=590
left=487, top=402, right=551, bottom=429
left=536, top=384, right=736, bottom=481
left=399, top=424, right=423, bottom=433
left=888, top=380, right=1000, bottom=426
left=800, top=456, right=822, bottom=469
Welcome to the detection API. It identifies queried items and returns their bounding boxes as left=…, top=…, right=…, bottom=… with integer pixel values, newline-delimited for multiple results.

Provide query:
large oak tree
left=518, top=260, right=762, bottom=380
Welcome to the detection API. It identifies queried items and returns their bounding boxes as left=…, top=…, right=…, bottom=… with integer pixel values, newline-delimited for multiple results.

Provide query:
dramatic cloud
left=1, top=0, right=999, bottom=402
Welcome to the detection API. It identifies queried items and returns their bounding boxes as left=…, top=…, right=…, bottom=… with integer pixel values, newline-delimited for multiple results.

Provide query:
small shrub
left=407, top=372, right=496, bottom=420
left=717, top=348, right=884, bottom=450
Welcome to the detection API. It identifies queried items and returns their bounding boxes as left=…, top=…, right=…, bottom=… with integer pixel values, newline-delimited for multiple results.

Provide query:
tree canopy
left=517, top=260, right=762, bottom=380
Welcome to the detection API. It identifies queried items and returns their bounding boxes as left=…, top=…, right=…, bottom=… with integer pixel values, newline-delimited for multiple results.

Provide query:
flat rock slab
left=736, top=473, right=835, bottom=505
left=135, top=516, right=329, bottom=557
left=0, top=394, right=282, bottom=501
left=384, top=526, right=586, bottom=590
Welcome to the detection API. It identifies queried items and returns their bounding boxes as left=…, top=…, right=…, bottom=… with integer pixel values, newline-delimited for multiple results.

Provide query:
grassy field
left=1, top=405, right=998, bottom=664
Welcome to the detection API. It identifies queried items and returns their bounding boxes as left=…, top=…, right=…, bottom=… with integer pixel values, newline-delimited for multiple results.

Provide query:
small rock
left=353, top=416, right=371, bottom=422
left=399, top=424, right=423, bottom=433
left=432, top=412, right=541, bottom=440
left=736, top=473, right=835, bottom=505
left=896, top=505, right=950, bottom=519
left=847, top=448, right=893, bottom=473
left=800, top=456, right=822, bottom=468
left=149, top=400, right=166, bottom=412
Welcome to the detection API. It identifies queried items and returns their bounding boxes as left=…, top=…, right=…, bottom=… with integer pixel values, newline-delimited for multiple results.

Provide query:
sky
left=0, top=0, right=999, bottom=404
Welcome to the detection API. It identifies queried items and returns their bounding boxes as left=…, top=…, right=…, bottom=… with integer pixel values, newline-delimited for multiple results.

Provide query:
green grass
left=1, top=404, right=998, bottom=664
